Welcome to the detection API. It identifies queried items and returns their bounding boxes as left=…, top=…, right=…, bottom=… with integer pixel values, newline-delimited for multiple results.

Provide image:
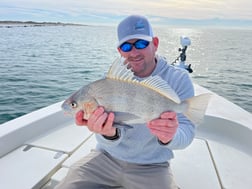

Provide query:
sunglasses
left=119, top=39, right=150, bottom=52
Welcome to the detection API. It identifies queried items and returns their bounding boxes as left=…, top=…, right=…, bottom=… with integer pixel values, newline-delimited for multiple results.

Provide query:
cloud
left=0, top=0, right=252, bottom=25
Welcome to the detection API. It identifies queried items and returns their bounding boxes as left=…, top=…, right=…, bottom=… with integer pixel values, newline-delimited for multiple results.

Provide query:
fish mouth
left=61, top=101, right=72, bottom=113
left=63, top=111, right=74, bottom=116
left=61, top=105, right=75, bottom=117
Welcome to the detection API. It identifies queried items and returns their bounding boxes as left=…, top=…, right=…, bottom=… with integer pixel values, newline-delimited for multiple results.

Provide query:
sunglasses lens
left=135, top=40, right=149, bottom=49
left=120, top=43, right=132, bottom=52
left=120, top=40, right=150, bottom=52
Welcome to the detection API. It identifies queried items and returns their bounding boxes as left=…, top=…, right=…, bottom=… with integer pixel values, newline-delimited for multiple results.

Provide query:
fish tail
left=184, top=93, right=212, bottom=126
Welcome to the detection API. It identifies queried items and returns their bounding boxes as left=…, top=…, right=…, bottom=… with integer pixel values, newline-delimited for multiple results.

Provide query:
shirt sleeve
left=163, top=67, right=196, bottom=149
left=165, top=113, right=195, bottom=149
left=95, top=127, right=126, bottom=147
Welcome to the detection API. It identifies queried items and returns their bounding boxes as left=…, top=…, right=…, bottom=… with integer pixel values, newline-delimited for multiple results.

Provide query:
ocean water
left=0, top=25, right=251, bottom=124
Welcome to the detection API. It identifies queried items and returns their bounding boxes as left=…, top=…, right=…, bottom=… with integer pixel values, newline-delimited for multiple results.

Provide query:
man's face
left=118, top=37, right=159, bottom=78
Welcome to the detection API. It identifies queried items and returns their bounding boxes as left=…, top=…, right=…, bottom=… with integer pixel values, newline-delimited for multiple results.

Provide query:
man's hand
left=75, top=107, right=116, bottom=137
left=147, top=112, right=178, bottom=144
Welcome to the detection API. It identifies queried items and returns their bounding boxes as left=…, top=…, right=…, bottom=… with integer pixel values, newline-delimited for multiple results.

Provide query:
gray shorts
left=55, top=150, right=178, bottom=189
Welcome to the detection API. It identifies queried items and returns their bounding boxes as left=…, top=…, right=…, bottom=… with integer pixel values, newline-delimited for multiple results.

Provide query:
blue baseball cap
left=117, top=15, right=153, bottom=47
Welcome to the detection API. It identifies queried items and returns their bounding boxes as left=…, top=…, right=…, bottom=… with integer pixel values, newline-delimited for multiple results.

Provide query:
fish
left=62, top=57, right=211, bottom=127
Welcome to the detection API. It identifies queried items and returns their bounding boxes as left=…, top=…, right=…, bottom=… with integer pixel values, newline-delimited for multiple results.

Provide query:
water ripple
left=0, top=26, right=251, bottom=124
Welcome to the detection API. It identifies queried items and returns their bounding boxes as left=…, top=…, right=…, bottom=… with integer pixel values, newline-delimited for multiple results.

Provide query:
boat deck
left=0, top=84, right=251, bottom=189
left=1, top=118, right=251, bottom=189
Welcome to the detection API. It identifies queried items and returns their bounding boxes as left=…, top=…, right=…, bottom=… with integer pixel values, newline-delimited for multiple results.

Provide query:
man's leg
left=122, top=162, right=178, bottom=189
left=55, top=150, right=124, bottom=189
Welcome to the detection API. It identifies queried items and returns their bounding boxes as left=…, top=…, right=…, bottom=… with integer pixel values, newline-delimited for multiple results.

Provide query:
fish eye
left=71, top=101, right=78, bottom=108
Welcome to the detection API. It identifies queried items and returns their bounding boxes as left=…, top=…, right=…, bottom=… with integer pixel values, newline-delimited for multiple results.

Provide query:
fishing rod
left=171, top=36, right=193, bottom=73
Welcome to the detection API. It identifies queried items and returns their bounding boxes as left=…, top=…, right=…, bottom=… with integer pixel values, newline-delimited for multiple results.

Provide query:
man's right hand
left=75, top=107, right=116, bottom=137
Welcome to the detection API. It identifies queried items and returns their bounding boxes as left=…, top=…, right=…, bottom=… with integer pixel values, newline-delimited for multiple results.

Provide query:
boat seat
left=27, top=123, right=93, bottom=154
left=0, top=145, right=68, bottom=189
left=207, top=140, right=252, bottom=188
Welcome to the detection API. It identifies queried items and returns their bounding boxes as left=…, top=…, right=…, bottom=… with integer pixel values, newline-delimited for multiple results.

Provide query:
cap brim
left=117, top=34, right=153, bottom=47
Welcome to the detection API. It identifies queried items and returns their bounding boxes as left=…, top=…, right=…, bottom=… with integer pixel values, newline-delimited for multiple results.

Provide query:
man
left=56, top=15, right=195, bottom=189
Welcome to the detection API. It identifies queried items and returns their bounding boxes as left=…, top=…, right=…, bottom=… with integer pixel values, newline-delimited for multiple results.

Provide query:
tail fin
left=184, top=93, right=212, bottom=126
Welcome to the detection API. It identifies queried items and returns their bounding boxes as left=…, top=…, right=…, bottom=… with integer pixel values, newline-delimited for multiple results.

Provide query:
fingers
left=102, top=112, right=116, bottom=136
left=75, top=111, right=87, bottom=126
left=88, top=107, right=107, bottom=131
left=160, top=111, right=177, bottom=119
left=147, top=111, right=178, bottom=144
left=148, top=112, right=178, bottom=130
left=89, top=108, right=116, bottom=136
left=149, top=118, right=177, bottom=128
left=75, top=107, right=116, bottom=136
left=104, top=112, right=115, bottom=128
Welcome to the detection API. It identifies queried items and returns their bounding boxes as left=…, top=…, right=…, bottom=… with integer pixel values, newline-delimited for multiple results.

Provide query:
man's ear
left=152, top=37, right=159, bottom=48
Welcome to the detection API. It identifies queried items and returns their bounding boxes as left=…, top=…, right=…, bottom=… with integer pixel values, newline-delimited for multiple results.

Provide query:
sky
left=1, top=0, right=252, bottom=26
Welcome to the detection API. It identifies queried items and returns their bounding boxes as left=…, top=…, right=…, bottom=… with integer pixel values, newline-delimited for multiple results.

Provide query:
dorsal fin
left=107, top=57, right=135, bottom=81
left=107, top=57, right=181, bottom=103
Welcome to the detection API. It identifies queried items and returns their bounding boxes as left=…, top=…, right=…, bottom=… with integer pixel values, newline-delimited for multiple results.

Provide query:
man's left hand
left=147, top=112, right=178, bottom=144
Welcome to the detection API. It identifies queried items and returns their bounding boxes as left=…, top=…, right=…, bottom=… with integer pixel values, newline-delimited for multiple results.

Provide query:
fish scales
left=86, top=78, right=182, bottom=122
left=62, top=57, right=211, bottom=126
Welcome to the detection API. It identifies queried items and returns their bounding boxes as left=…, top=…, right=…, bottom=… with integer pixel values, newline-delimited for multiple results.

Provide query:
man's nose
left=129, top=46, right=140, bottom=55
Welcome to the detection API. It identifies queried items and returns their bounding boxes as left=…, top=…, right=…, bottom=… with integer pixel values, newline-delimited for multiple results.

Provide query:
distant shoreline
left=0, top=21, right=87, bottom=28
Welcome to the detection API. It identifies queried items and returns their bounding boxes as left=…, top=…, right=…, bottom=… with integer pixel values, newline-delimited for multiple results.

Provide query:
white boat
left=1, top=36, right=251, bottom=188
left=1, top=83, right=251, bottom=189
